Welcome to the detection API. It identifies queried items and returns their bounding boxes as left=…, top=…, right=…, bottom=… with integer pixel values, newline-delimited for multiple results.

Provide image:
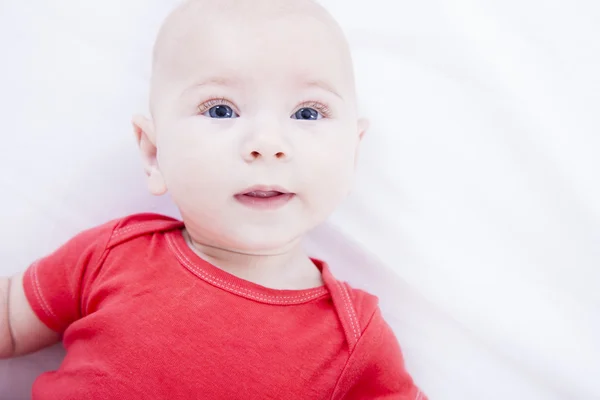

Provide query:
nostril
left=251, top=151, right=260, bottom=158
left=275, top=152, right=285, bottom=159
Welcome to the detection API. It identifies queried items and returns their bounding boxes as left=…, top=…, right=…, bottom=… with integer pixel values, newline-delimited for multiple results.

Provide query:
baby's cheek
left=158, top=146, right=210, bottom=200
left=303, top=156, right=354, bottom=215
left=160, top=128, right=225, bottom=171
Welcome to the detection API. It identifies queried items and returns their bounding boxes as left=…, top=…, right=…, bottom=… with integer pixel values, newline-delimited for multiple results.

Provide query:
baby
left=1, top=0, right=426, bottom=399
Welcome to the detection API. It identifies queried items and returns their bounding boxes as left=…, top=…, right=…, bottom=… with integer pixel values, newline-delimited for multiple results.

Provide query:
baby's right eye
left=206, top=105, right=238, bottom=119
left=198, top=100, right=239, bottom=119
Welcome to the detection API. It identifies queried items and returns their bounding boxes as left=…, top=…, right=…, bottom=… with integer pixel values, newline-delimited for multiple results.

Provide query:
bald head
left=147, top=0, right=357, bottom=119
left=152, top=0, right=346, bottom=65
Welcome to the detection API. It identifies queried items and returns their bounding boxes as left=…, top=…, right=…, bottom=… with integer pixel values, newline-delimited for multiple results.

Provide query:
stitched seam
left=112, top=223, right=154, bottom=237
left=78, top=219, right=123, bottom=318
left=169, top=234, right=320, bottom=300
left=345, top=283, right=361, bottom=342
left=171, top=235, right=301, bottom=300
left=171, top=239, right=326, bottom=303
left=111, top=222, right=160, bottom=240
left=167, top=235, right=328, bottom=304
left=329, top=307, right=378, bottom=400
left=337, top=282, right=360, bottom=344
left=31, top=264, right=58, bottom=321
left=175, top=244, right=325, bottom=303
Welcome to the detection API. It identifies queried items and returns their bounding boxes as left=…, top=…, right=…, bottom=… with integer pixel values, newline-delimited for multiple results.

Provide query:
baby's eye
left=204, top=105, right=238, bottom=119
left=291, top=107, right=323, bottom=121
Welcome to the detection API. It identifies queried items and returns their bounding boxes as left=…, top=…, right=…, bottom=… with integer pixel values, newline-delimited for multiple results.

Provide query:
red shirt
left=23, top=214, right=425, bottom=399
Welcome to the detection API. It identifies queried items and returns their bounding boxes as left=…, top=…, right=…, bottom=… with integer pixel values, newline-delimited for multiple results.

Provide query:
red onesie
left=22, top=213, right=425, bottom=399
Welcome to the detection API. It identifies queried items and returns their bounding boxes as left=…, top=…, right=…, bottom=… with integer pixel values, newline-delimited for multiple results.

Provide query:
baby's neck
left=182, top=230, right=323, bottom=290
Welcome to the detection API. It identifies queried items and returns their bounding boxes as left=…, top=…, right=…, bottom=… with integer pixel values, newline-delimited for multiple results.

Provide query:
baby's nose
left=246, top=150, right=287, bottom=161
left=241, top=123, right=292, bottom=163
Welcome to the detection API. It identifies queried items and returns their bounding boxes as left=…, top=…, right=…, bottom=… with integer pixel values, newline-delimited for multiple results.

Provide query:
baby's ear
left=354, top=118, right=369, bottom=169
left=357, top=117, right=369, bottom=141
left=132, top=115, right=167, bottom=196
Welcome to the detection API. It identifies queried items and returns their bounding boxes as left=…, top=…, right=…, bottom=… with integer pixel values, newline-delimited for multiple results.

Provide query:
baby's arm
left=0, top=217, right=123, bottom=360
left=0, top=273, right=60, bottom=359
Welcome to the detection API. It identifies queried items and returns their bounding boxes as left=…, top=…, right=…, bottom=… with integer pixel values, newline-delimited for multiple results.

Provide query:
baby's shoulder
left=104, top=213, right=184, bottom=249
left=329, top=278, right=382, bottom=337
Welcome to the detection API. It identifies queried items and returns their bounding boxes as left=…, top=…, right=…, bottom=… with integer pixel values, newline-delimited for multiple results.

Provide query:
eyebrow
left=180, top=76, right=240, bottom=100
left=303, top=79, right=343, bottom=100
left=184, top=76, right=343, bottom=100
left=191, top=76, right=239, bottom=89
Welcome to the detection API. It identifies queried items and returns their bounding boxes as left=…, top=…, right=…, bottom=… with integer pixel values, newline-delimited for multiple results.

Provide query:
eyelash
left=197, top=98, right=237, bottom=115
left=297, top=101, right=332, bottom=118
left=196, top=98, right=332, bottom=118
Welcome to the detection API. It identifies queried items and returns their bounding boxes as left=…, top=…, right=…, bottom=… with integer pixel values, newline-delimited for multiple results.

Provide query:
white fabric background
left=0, top=1, right=598, bottom=399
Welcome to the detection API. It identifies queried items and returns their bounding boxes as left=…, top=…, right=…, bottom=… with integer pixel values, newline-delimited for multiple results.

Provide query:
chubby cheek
left=298, top=136, right=357, bottom=215
left=156, top=120, right=237, bottom=205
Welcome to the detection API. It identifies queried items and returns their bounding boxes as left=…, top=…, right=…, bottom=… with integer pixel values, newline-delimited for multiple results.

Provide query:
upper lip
left=236, top=185, right=292, bottom=195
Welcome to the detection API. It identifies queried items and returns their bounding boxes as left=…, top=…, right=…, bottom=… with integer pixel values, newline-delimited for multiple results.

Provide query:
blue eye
left=204, top=105, right=238, bottom=119
left=292, top=107, right=322, bottom=121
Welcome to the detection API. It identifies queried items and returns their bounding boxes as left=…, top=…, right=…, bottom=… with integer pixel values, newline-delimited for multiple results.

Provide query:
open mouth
left=244, top=190, right=286, bottom=199
left=234, top=186, right=295, bottom=209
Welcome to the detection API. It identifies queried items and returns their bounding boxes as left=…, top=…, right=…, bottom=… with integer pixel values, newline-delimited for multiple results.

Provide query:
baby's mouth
left=234, top=186, right=295, bottom=210
left=243, top=190, right=285, bottom=198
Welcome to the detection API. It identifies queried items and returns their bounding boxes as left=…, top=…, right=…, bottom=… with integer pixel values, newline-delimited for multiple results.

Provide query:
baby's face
left=137, top=1, right=367, bottom=253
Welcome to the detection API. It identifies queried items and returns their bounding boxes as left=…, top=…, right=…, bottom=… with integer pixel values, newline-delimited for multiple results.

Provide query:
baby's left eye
left=204, top=105, right=238, bottom=119
left=291, top=107, right=323, bottom=121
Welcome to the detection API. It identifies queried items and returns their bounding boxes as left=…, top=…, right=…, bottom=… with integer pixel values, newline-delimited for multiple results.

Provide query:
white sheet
left=1, top=1, right=598, bottom=399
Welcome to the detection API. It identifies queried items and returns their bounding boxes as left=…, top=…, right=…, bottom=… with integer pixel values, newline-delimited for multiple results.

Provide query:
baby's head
left=133, top=0, right=368, bottom=255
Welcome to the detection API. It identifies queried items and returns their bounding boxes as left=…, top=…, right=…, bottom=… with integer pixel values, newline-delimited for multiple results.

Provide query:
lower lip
left=234, top=193, right=295, bottom=210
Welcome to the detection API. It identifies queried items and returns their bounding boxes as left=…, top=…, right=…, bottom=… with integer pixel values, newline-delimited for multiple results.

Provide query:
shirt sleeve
left=22, top=219, right=119, bottom=334
left=332, top=308, right=427, bottom=400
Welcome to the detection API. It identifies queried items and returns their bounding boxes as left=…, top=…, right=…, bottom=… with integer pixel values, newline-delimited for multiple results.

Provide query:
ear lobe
left=357, top=117, right=369, bottom=141
left=132, top=115, right=167, bottom=196
left=354, top=118, right=369, bottom=169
